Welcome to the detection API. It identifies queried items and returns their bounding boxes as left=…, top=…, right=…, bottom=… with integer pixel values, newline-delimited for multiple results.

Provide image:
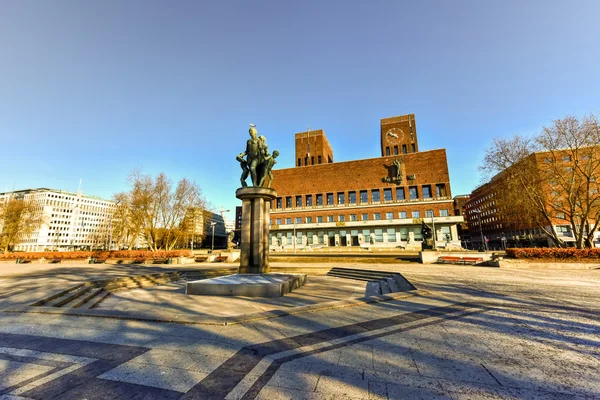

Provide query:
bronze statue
left=238, top=124, right=279, bottom=188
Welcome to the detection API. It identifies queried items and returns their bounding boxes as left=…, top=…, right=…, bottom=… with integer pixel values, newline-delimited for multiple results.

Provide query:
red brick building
left=269, top=114, right=463, bottom=250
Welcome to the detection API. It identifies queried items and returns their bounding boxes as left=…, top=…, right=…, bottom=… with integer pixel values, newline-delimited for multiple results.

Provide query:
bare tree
left=125, top=171, right=206, bottom=251
left=0, top=197, right=45, bottom=253
left=481, top=114, right=600, bottom=248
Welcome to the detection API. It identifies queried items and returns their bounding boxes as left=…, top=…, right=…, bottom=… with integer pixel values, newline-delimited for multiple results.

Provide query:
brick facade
left=268, top=114, right=463, bottom=250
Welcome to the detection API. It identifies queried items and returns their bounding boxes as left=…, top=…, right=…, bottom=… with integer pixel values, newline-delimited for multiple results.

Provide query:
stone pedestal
left=236, top=187, right=277, bottom=274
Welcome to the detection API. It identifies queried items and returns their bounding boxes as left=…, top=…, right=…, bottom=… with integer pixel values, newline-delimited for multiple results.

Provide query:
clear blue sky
left=2, top=0, right=599, bottom=222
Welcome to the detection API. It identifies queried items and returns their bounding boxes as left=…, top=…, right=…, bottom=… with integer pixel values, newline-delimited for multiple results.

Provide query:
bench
left=194, top=256, right=208, bottom=263
left=213, top=256, right=229, bottom=263
left=152, top=258, right=169, bottom=264
left=132, top=258, right=145, bottom=264
left=49, top=258, right=61, bottom=264
left=460, top=257, right=483, bottom=265
left=437, top=256, right=462, bottom=264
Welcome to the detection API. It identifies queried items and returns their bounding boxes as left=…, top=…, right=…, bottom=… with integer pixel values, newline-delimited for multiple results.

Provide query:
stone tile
left=368, top=380, right=387, bottom=400
left=99, top=362, right=207, bottom=393
left=412, top=352, right=499, bottom=386
left=0, top=359, right=54, bottom=387
left=385, top=382, right=451, bottom=400
left=339, top=344, right=373, bottom=369
left=267, top=367, right=319, bottom=392
left=315, top=374, right=369, bottom=399
left=128, top=348, right=225, bottom=373
left=364, top=369, right=442, bottom=389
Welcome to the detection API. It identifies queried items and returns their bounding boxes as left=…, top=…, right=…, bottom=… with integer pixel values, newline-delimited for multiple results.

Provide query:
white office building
left=0, top=188, right=116, bottom=252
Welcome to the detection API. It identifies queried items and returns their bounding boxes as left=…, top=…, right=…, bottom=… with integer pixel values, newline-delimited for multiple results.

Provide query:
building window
left=298, top=158, right=301, bottom=166
left=317, top=231, right=324, bottom=243
left=348, top=191, right=356, bottom=204
left=396, top=187, right=405, bottom=200
left=338, top=215, right=345, bottom=222
left=362, top=229, right=371, bottom=243
left=385, top=147, right=390, bottom=156
left=295, top=217, right=302, bottom=224
left=311, top=156, right=314, bottom=165
left=374, top=229, right=384, bottom=242
left=296, top=232, right=303, bottom=244
left=285, top=218, right=292, bottom=224
left=276, top=198, right=282, bottom=208
left=372, top=189, right=380, bottom=203
left=409, top=186, right=418, bottom=199
left=562, top=155, right=572, bottom=162
left=306, top=216, right=312, bottom=223
left=361, top=213, right=369, bottom=221
left=412, top=211, right=420, bottom=218
left=296, top=196, right=302, bottom=207
left=387, top=228, right=396, bottom=242
left=317, top=216, right=323, bottom=223
left=285, top=196, right=292, bottom=208
left=350, top=214, right=357, bottom=221
left=307, top=232, right=313, bottom=244
left=327, top=193, right=334, bottom=205
left=393, top=146, right=398, bottom=155
left=557, top=212, right=566, bottom=219
left=306, top=195, right=313, bottom=206
left=411, top=144, right=415, bottom=152
left=440, top=209, right=449, bottom=217
left=383, top=188, right=392, bottom=202
left=276, top=218, right=282, bottom=225
left=360, top=190, right=368, bottom=203
left=425, top=210, right=434, bottom=218
left=318, top=155, right=322, bottom=164
left=316, top=194, right=323, bottom=206
left=374, top=213, right=381, bottom=220
left=327, top=215, right=334, bottom=222
left=337, top=192, right=345, bottom=205
left=386, top=212, right=394, bottom=219
left=398, top=211, right=407, bottom=219
left=436, top=184, right=446, bottom=197
left=402, top=144, right=407, bottom=154
left=422, top=185, right=432, bottom=198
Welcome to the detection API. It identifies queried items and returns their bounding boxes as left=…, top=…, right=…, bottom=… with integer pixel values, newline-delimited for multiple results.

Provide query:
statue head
left=272, top=150, right=279, bottom=158
left=249, top=124, right=257, bottom=138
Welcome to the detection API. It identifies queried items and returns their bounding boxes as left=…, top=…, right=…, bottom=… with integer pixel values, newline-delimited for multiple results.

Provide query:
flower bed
left=505, top=247, right=600, bottom=260
left=0, top=250, right=192, bottom=261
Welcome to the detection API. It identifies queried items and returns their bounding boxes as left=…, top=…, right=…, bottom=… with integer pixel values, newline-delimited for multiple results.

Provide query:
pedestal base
left=186, top=273, right=307, bottom=297
left=236, top=187, right=277, bottom=274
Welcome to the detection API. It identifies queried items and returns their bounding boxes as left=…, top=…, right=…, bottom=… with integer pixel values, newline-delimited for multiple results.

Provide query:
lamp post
left=210, top=221, right=217, bottom=253
left=293, top=222, right=296, bottom=254
left=428, top=210, right=436, bottom=250
left=473, top=209, right=486, bottom=251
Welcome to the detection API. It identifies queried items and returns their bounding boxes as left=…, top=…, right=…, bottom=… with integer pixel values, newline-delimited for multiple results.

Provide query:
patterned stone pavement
left=0, top=262, right=598, bottom=399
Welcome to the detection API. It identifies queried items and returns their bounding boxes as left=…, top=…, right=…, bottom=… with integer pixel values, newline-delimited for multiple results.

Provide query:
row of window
left=271, top=225, right=453, bottom=245
left=274, top=209, right=450, bottom=225
left=275, top=184, right=447, bottom=209
left=383, top=143, right=415, bottom=156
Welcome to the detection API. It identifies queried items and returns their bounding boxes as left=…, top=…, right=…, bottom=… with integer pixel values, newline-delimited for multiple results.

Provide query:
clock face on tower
left=385, top=128, right=404, bottom=145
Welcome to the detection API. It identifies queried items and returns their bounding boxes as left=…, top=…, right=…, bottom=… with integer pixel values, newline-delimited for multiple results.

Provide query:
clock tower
left=380, top=114, right=419, bottom=157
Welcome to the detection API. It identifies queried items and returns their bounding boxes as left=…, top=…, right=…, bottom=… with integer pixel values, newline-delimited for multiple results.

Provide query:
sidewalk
left=0, top=262, right=598, bottom=399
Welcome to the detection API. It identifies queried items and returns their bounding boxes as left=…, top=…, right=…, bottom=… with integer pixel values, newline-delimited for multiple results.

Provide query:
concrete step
left=386, top=277, right=401, bottom=292
left=379, top=280, right=391, bottom=294
left=365, top=281, right=382, bottom=296
left=48, top=286, right=93, bottom=307
left=82, top=290, right=111, bottom=309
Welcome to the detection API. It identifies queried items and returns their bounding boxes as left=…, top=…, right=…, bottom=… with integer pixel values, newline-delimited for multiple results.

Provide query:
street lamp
left=210, top=221, right=217, bottom=253
left=293, top=222, right=296, bottom=254
left=473, top=209, right=486, bottom=251
left=428, top=210, right=436, bottom=250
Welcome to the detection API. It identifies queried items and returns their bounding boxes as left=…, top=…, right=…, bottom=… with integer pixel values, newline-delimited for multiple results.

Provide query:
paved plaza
left=0, top=261, right=598, bottom=399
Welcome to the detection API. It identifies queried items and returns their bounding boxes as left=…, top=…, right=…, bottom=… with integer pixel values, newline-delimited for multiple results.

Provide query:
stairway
left=30, top=268, right=238, bottom=310
left=326, top=267, right=416, bottom=296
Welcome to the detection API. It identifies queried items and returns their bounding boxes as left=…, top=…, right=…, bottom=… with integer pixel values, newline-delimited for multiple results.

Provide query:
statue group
left=237, top=124, right=279, bottom=188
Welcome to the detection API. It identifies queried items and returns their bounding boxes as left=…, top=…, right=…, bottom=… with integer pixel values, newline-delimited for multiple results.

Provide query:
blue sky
left=2, top=0, right=599, bottom=222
